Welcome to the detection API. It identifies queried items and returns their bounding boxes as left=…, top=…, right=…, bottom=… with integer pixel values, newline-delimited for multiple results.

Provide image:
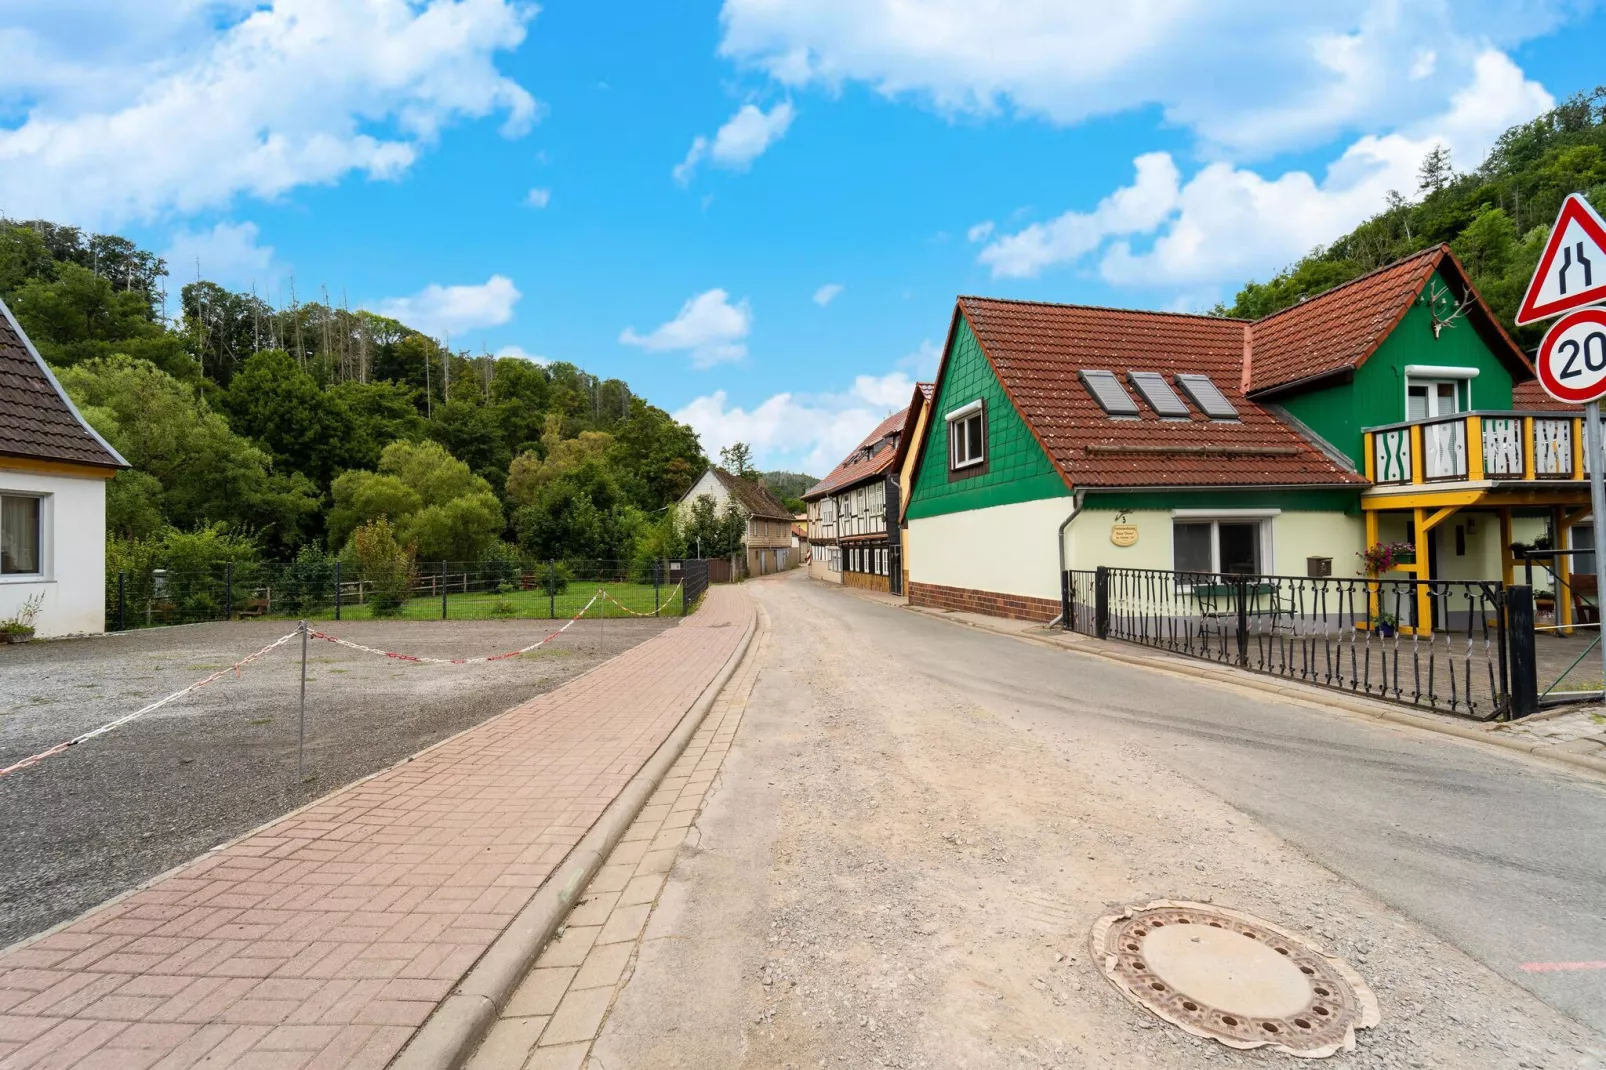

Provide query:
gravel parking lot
left=0, top=615, right=674, bottom=947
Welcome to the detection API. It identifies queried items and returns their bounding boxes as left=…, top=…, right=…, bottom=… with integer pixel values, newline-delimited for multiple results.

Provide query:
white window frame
left=0, top=491, right=47, bottom=581
left=947, top=399, right=986, bottom=471
left=1170, top=512, right=1276, bottom=577
left=1404, top=365, right=1479, bottom=420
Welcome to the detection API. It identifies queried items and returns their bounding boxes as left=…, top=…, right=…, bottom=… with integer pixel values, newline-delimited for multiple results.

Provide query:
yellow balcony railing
left=1364, top=411, right=1591, bottom=487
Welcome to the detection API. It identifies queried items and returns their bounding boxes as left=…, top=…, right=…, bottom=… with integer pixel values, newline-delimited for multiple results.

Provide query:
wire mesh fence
left=106, top=559, right=706, bottom=630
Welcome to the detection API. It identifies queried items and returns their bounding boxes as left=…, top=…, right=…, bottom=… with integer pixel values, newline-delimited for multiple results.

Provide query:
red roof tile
left=1513, top=380, right=1581, bottom=411
left=955, top=297, right=1364, bottom=489
left=804, top=407, right=909, bottom=499
left=0, top=299, right=125, bottom=469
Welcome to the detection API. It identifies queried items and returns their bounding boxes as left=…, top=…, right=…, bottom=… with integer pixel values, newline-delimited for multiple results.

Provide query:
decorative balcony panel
left=1481, top=417, right=1524, bottom=477
left=1422, top=419, right=1467, bottom=480
left=1535, top=418, right=1574, bottom=477
left=1373, top=428, right=1411, bottom=484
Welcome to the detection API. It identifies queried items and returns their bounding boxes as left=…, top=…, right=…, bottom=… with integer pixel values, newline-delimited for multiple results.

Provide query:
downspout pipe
left=1048, top=489, right=1087, bottom=628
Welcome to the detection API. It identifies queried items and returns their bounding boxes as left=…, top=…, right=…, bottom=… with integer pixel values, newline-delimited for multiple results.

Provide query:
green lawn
left=284, top=582, right=685, bottom=622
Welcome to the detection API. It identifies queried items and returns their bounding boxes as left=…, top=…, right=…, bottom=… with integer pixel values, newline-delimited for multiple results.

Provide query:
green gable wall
left=1277, top=271, right=1518, bottom=469
left=905, top=317, right=1067, bottom=520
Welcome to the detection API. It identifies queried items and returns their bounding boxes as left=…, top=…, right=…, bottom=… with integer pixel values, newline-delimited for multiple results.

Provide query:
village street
left=540, top=571, right=1606, bottom=1070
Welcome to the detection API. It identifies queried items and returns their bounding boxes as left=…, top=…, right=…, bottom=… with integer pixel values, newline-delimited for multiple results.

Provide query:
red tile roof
left=1248, top=244, right=1532, bottom=394
left=955, top=297, right=1365, bottom=489
left=1512, top=381, right=1580, bottom=411
left=804, top=407, right=909, bottom=500
left=0, top=299, right=125, bottom=470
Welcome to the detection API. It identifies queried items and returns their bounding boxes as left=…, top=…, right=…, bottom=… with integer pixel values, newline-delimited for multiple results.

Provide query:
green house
left=902, top=245, right=1591, bottom=630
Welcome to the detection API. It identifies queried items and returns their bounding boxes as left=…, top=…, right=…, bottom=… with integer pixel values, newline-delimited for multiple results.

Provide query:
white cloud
left=525, top=187, right=551, bottom=208
left=0, top=0, right=538, bottom=228
left=495, top=344, right=548, bottom=365
left=813, top=282, right=843, bottom=306
left=676, top=368, right=917, bottom=474
left=674, top=101, right=795, bottom=184
left=979, top=51, right=1553, bottom=290
left=966, top=220, right=994, bottom=243
left=620, top=288, right=752, bottom=368
left=717, top=0, right=1573, bottom=156
left=372, top=274, right=521, bottom=339
left=161, top=220, right=278, bottom=290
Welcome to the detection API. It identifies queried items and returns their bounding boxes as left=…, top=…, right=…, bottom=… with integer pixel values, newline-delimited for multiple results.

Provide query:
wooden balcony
left=1362, top=411, right=1596, bottom=509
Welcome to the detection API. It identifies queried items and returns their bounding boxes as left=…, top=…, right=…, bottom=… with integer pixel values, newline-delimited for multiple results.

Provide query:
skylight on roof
left=1080, top=370, right=1140, bottom=417
left=1177, top=374, right=1240, bottom=420
left=1126, top=372, right=1190, bottom=418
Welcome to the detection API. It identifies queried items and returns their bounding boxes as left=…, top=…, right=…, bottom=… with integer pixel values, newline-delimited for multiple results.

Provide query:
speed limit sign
left=1536, top=306, right=1606, bottom=404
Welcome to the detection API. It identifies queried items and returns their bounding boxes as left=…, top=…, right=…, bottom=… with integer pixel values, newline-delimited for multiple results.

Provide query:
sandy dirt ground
left=591, top=575, right=1603, bottom=1070
left=0, top=616, right=672, bottom=947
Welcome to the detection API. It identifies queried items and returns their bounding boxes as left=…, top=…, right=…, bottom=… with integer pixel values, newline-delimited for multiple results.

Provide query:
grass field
left=284, top=582, right=685, bottom=622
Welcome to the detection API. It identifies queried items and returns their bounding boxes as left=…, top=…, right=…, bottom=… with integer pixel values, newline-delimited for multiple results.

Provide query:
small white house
left=0, top=298, right=127, bottom=637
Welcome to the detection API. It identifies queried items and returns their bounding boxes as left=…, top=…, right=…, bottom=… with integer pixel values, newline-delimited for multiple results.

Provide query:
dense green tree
left=512, top=460, right=641, bottom=562
left=328, top=440, right=504, bottom=560
left=223, top=349, right=352, bottom=486
left=326, top=379, right=427, bottom=471
left=10, top=263, right=194, bottom=377
left=59, top=356, right=319, bottom=551
left=682, top=494, right=747, bottom=558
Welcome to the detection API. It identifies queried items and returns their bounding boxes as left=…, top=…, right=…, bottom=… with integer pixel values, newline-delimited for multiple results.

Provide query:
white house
left=0, top=298, right=127, bottom=637
left=676, top=467, right=797, bottom=576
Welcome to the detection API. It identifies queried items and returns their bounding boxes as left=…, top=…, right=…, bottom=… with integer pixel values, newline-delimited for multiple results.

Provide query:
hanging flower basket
left=1358, top=542, right=1417, bottom=577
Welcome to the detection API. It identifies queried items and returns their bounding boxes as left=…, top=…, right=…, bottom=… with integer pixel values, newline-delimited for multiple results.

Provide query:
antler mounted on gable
left=1423, top=277, right=1477, bottom=339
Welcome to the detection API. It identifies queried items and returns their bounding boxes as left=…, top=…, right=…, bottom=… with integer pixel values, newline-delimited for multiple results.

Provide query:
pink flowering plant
left=1358, top=541, right=1416, bottom=577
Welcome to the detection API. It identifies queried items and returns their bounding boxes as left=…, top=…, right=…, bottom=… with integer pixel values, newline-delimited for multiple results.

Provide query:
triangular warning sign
left=1517, top=193, right=1606, bottom=325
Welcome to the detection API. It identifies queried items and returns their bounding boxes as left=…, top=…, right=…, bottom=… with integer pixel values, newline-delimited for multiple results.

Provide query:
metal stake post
left=441, top=561, right=448, bottom=620
left=549, top=560, right=556, bottom=619
left=654, top=563, right=660, bottom=615
left=334, top=561, right=342, bottom=621
left=297, top=620, right=309, bottom=780
left=1585, top=400, right=1606, bottom=703
left=224, top=562, right=233, bottom=621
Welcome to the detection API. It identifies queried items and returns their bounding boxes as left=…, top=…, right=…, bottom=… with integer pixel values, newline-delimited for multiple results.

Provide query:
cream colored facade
left=1063, top=508, right=1366, bottom=579
left=0, top=463, right=109, bottom=637
left=908, top=496, right=1077, bottom=601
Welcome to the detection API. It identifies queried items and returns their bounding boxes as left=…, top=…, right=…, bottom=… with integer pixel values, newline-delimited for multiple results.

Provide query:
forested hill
left=1216, top=88, right=1606, bottom=351
left=0, top=218, right=707, bottom=565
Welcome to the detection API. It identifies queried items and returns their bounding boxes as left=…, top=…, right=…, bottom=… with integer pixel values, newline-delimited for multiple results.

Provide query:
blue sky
left=2, top=1, right=1604, bottom=475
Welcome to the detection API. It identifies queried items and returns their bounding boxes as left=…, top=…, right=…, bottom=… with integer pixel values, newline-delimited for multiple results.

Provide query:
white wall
left=0, top=468, right=106, bottom=637
left=908, top=496, right=1076, bottom=600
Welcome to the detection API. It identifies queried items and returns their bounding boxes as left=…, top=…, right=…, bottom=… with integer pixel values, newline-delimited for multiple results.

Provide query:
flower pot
left=2, top=630, right=33, bottom=644
left=1393, top=551, right=1416, bottom=565
left=1376, top=623, right=1397, bottom=638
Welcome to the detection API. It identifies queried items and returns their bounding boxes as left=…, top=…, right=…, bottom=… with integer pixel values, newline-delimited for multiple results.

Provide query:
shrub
left=348, top=517, right=416, bottom=617
left=279, top=544, right=335, bottom=614
left=490, top=598, right=518, bottom=617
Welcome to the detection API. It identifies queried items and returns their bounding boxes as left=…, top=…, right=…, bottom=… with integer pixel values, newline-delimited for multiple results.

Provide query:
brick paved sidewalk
left=0, top=587, right=753, bottom=1070
left=464, top=614, right=766, bottom=1070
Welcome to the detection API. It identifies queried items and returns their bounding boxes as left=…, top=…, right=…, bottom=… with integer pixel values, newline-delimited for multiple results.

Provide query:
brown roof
left=709, top=468, right=793, bottom=519
left=0, top=298, right=126, bottom=469
left=1512, top=381, right=1581, bottom=411
left=952, top=297, right=1364, bottom=489
left=1248, top=244, right=1532, bottom=395
left=803, top=407, right=909, bottom=499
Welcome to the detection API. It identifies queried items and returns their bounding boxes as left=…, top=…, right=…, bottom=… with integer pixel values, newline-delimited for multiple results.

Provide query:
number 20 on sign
left=1536, top=307, right=1606, bottom=405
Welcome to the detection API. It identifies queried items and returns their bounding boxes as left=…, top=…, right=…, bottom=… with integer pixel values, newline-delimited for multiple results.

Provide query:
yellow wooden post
left=1499, top=508, right=1515, bottom=587
left=1365, top=509, right=1381, bottom=626
left=1523, top=417, right=1536, bottom=480
left=1574, top=416, right=1586, bottom=480
left=1410, top=424, right=1426, bottom=485
left=1556, top=505, right=1574, bottom=636
left=1466, top=415, right=1484, bottom=481
left=1363, top=431, right=1376, bottom=483
left=1413, top=507, right=1432, bottom=634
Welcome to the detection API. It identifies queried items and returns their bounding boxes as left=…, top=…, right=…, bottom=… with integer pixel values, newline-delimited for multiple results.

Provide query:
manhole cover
left=1092, top=901, right=1379, bottom=1058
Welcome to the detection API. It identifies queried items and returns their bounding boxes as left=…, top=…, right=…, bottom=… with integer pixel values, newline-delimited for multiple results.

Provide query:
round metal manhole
left=1092, top=901, right=1380, bottom=1058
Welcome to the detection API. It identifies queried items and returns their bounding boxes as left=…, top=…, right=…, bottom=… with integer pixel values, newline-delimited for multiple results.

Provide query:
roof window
left=1176, top=374, right=1240, bottom=420
left=1126, top=372, right=1190, bottom=418
left=1079, top=370, right=1140, bottom=417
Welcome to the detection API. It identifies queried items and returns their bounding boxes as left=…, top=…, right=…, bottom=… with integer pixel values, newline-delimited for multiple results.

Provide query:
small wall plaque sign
left=1111, top=524, right=1139, bottom=547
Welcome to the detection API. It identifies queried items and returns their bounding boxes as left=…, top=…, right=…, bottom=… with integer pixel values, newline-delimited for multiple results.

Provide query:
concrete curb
left=391, top=603, right=761, bottom=1070
left=901, top=603, right=1606, bottom=781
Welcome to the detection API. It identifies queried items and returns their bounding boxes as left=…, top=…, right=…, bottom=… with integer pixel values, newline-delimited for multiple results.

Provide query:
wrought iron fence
left=1066, top=566, right=1508, bottom=719
left=106, top=559, right=697, bottom=630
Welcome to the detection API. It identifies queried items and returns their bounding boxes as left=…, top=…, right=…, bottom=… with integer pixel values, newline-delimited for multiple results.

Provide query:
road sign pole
left=1586, top=401, right=1606, bottom=704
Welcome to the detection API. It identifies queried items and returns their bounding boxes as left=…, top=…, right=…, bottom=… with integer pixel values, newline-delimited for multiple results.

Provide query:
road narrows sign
left=1536, top=307, right=1606, bottom=404
left=1517, top=193, right=1606, bottom=325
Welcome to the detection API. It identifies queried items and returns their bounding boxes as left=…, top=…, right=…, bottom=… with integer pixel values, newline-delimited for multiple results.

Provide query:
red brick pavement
left=0, top=587, right=752, bottom=1070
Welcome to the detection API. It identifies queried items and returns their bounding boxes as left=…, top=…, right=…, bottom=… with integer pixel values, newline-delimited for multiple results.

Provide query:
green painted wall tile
left=906, top=317, right=1067, bottom=520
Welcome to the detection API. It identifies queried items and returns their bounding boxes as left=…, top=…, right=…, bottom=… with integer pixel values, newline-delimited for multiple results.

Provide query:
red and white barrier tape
left=307, top=588, right=604, bottom=664
left=601, top=582, right=684, bottom=617
left=0, top=628, right=303, bottom=778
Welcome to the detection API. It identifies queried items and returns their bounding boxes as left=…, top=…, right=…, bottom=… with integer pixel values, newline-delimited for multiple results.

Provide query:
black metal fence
left=680, top=558, right=711, bottom=610
left=106, top=559, right=702, bottom=630
left=1064, top=566, right=1509, bottom=719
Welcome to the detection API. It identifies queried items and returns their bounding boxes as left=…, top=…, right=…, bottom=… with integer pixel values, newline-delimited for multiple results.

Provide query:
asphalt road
left=787, top=578, right=1606, bottom=1037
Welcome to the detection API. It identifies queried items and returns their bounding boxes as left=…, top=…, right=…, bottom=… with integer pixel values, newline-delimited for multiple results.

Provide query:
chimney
left=1240, top=322, right=1254, bottom=393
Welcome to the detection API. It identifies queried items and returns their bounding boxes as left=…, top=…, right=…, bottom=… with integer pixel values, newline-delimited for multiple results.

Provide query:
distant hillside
left=761, top=471, right=818, bottom=499
left=1215, top=88, right=1606, bottom=352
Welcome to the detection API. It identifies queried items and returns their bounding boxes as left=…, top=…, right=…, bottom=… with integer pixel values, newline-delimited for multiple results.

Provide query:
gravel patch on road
left=594, top=577, right=1602, bottom=1069
left=0, top=616, right=673, bottom=947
